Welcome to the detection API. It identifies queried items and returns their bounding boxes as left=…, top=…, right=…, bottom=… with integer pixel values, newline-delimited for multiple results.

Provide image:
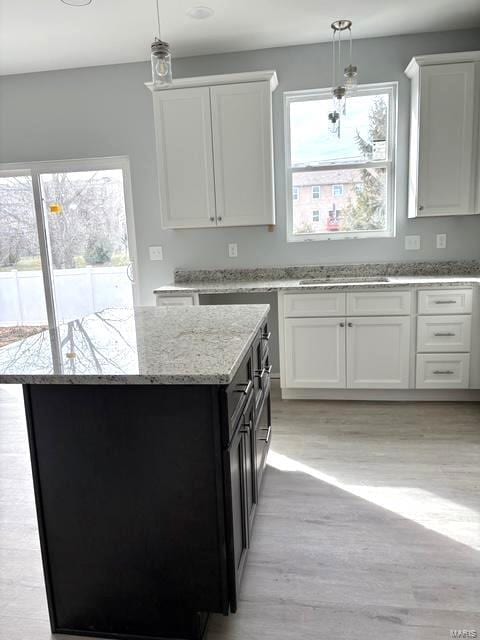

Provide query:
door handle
left=126, top=262, right=135, bottom=283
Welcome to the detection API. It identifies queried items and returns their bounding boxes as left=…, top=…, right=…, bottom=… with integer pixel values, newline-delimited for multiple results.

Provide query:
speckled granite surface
left=172, top=260, right=480, bottom=284
left=155, top=274, right=480, bottom=296
left=0, top=305, right=269, bottom=385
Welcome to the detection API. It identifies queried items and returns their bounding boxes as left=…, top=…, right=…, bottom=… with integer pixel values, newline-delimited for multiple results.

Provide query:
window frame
left=332, top=184, right=344, bottom=197
left=311, top=185, right=321, bottom=199
left=284, top=82, right=397, bottom=243
left=312, top=210, right=320, bottom=222
left=292, top=186, right=299, bottom=201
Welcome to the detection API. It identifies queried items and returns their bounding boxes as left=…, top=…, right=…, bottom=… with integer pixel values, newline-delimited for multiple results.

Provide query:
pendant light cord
left=155, top=0, right=162, bottom=40
left=331, top=28, right=336, bottom=90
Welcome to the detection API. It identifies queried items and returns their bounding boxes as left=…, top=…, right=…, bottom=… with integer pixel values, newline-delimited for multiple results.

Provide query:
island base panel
left=24, top=384, right=228, bottom=640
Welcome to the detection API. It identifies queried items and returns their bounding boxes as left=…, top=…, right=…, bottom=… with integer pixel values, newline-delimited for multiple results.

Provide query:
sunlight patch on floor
left=268, top=450, right=480, bottom=551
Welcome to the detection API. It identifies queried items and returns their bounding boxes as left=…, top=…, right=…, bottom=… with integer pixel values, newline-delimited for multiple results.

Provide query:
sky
left=290, top=93, right=388, bottom=166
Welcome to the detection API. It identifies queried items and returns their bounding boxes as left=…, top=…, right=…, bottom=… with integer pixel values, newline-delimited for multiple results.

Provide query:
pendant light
left=328, top=19, right=358, bottom=137
left=151, top=0, right=172, bottom=88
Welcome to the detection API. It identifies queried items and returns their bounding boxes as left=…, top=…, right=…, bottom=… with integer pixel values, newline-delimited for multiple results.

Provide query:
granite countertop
left=0, top=305, right=269, bottom=385
left=155, top=275, right=480, bottom=296
left=154, top=260, right=480, bottom=295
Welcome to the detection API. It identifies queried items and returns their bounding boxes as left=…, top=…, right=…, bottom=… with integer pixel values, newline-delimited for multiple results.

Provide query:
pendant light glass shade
left=151, top=38, right=172, bottom=87
left=344, top=64, right=358, bottom=93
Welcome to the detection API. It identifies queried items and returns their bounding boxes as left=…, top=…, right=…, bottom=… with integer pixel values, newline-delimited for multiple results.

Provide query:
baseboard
left=281, top=388, right=480, bottom=401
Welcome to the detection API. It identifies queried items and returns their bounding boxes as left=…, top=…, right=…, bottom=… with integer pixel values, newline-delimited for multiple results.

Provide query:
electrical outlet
left=405, top=235, right=421, bottom=251
left=436, top=233, right=447, bottom=249
left=228, top=243, right=238, bottom=258
left=149, top=246, right=163, bottom=261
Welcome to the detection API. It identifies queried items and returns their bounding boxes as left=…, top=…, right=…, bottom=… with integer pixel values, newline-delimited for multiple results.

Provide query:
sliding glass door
left=0, top=158, right=137, bottom=347
left=0, top=172, right=49, bottom=347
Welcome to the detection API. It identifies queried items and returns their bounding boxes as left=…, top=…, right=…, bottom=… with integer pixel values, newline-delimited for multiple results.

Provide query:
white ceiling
left=1, top=0, right=480, bottom=76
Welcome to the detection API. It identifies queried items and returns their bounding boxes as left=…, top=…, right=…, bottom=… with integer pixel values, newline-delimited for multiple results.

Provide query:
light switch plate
left=228, top=243, right=238, bottom=258
left=436, top=233, right=447, bottom=249
left=149, top=246, right=163, bottom=261
left=405, top=235, right=421, bottom=250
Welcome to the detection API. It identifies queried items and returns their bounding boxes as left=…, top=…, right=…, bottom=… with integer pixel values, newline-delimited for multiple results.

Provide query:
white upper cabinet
left=406, top=52, right=480, bottom=218
left=211, top=82, right=274, bottom=227
left=152, top=87, right=216, bottom=229
left=148, top=71, right=277, bottom=229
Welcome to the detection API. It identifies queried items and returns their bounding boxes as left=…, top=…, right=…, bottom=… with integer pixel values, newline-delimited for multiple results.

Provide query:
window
left=285, top=82, right=397, bottom=241
left=292, top=186, right=299, bottom=201
left=312, top=210, right=320, bottom=222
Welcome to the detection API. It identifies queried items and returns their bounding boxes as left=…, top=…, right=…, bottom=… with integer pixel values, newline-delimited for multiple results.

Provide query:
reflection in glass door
left=0, top=173, right=48, bottom=347
left=39, top=166, right=135, bottom=323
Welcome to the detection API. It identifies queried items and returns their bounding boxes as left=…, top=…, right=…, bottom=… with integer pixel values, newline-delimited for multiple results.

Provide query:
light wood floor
left=1, top=384, right=479, bottom=640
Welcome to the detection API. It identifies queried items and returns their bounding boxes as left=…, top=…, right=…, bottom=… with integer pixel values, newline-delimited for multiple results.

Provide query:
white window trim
left=284, top=82, right=398, bottom=243
left=312, top=185, right=321, bottom=199
left=332, top=184, right=344, bottom=197
left=0, top=156, right=140, bottom=315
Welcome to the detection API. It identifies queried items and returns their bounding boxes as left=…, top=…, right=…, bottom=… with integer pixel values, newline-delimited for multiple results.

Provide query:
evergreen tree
left=341, top=97, right=387, bottom=231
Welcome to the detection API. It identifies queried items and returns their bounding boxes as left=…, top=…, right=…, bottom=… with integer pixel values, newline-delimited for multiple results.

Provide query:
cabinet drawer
left=283, top=292, right=346, bottom=317
left=417, top=315, right=472, bottom=353
left=417, top=289, right=473, bottom=314
left=156, top=295, right=196, bottom=306
left=416, top=354, right=470, bottom=389
left=226, top=351, right=253, bottom=440
left=346, top=291, right=411, bottom=316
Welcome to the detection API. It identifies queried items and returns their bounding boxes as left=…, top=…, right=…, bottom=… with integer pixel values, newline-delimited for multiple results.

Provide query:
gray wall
left=1, top=29, right=480, bottom=304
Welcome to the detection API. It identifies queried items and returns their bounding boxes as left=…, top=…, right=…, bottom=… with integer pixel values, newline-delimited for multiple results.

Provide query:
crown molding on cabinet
left=145, top=70, right=278, bottom=92
left=405, top=50, right=480, bottom=77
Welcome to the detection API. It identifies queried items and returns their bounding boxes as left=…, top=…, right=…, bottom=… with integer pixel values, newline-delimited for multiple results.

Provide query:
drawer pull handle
left=262, top=331, right=271, bottom=341
left=235, top=379, right=253, bottom=395
left=433, top=332, right=455, bottom=337
left=260, top=425, right=272, bottom=444
left=434, top=300, right=456, bottom=304
left=255, top=368, right=266, bottom=380
left=264, top=364, right=273, bottom=375
left=433, top=370, right=454, bottom=375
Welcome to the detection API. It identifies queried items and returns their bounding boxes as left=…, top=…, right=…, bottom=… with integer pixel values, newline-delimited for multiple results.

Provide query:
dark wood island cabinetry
left=0, top=305, right=272, bottom=640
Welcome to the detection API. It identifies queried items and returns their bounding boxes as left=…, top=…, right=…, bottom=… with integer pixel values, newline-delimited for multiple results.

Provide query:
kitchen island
left=0, top=305, right=272, bottom=640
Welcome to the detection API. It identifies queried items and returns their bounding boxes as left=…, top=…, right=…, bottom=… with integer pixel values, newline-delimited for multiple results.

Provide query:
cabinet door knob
left=348, top=322, right=353, bottom=327
left=418, top=205, right=424, bottom=211
left=209, top=217, right=215, bottom=222
left=217, top=216, right=222, bottom=222
left=339, top=322, right=345, bottom=327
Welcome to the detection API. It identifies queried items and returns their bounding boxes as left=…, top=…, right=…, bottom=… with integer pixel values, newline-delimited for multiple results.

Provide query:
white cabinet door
left=210, top=82, right=275, bottom=227
left=416, top=63, right=475, bottom=217
left=153, top=87, right=216, bottom=228
left=346, top=317, right=410, bottom=389
left=284, top=318, right=346, bottom=388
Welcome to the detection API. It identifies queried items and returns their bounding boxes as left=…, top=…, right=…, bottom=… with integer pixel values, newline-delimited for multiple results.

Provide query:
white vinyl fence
left=0, top=266, right=132, bottom=326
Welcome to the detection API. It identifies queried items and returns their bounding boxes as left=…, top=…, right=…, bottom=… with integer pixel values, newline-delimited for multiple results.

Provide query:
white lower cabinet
left=346, top=317, right=411, bottom=389
left=283, top=315, right=411, bottom=390
left=284, top=317, right=346, bottom=388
